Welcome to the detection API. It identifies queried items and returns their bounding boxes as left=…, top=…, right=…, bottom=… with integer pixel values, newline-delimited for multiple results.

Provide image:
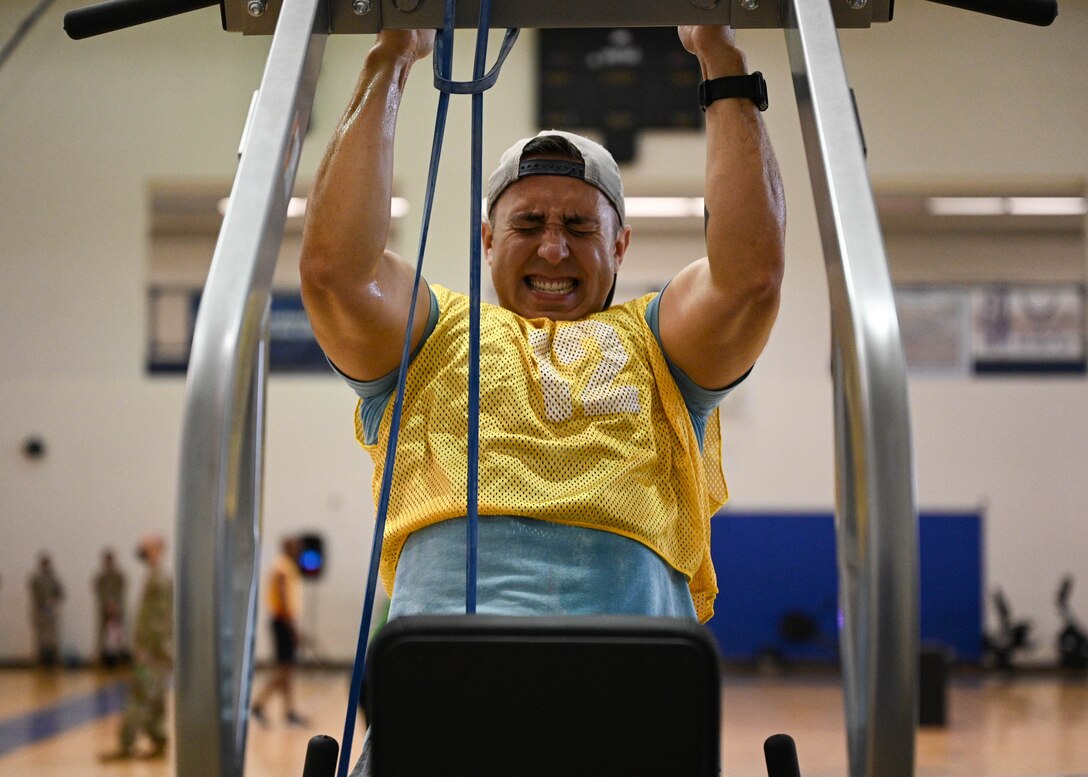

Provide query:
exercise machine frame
left=164, top=2, right=917, bottom=776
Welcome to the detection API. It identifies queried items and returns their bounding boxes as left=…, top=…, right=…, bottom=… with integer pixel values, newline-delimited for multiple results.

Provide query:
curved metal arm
left=785, top=3, right=919, bottom=777
left=173, top=1, right=327, bottom=776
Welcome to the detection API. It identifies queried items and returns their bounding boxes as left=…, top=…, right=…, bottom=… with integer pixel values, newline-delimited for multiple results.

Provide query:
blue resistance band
left=335, top=3, right=519, bottom=775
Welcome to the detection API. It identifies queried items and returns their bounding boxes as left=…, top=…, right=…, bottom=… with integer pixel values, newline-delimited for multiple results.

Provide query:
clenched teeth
left=527, top=277, right=576, bottom=294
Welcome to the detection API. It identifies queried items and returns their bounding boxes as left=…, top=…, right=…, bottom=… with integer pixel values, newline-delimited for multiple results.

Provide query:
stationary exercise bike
left=982, top=587, right=1034, bottom=671
left=1056, top=575, right=1088, bottom=671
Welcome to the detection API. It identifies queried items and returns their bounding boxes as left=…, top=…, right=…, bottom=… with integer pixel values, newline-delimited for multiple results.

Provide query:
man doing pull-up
left=300, top=25, right=785, bottom=626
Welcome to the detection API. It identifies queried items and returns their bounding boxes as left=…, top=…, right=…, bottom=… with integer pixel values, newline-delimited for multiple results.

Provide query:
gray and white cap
left=486, top=130, right=626, bottom=225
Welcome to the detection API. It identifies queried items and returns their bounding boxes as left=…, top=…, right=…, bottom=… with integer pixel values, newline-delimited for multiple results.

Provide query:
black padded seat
left=365, top=615, right=722, bottom=777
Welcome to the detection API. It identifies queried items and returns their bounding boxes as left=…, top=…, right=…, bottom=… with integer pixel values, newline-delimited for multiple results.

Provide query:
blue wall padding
left=706, top=511, right=982, bottom=662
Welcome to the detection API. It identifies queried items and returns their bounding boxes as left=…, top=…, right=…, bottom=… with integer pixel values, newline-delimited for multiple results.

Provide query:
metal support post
left=784, top=3, right=919, bottom=777
left=173, top=1, right=327, bottom=775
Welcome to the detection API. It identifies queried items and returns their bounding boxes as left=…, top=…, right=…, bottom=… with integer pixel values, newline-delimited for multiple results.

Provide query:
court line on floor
left=0, top=680, right=127, bottom=757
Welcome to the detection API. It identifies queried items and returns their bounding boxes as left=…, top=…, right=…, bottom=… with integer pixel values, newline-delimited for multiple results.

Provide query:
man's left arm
left=658, top=26, right=786, bottom=390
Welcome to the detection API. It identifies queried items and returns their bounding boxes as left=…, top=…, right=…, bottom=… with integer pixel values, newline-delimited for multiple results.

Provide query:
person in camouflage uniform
left=28, top=553, right=65, bottom=667
left=101, top=535, right=173, bottom=760
left=93, top=549, right=127, bottom=667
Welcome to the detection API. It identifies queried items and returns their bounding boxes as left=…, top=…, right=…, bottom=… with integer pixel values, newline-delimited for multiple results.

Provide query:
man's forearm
left=661, top=27, right=786, bottom=389
left=677, top=26, right=785, bottom=294
left=301, top=44, right=416, bottom=282
left=700, top=47, right=785, bottom=292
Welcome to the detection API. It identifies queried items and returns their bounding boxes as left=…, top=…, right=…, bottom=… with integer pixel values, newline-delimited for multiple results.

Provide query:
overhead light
left=1006, top=197, right=1087, bottom=216
left=624, top=197, right=705, bottom=219
left=286, top=197, right=307, bottom=218
left=926, top=196, right=1087, bottom=217
left=216, top=196, right=411, bottom=218
left=926, top=197, right=1005, bottom=216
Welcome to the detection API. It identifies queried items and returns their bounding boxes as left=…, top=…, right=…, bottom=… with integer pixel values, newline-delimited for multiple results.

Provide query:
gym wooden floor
left=1, top=665, right=1086, bottom=777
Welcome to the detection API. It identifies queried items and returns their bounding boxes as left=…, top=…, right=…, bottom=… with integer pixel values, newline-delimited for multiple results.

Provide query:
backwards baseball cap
left=486, top=130, right=625, bottom=225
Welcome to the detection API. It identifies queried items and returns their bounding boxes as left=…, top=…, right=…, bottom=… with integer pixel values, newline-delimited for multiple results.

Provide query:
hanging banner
left=971, top=285, right=1086, bottom=374
left=269, top=293, right=329, bottom=372
left=895, top=287, right=971, bottom=377
left=147, top=289, right=330, bottom=374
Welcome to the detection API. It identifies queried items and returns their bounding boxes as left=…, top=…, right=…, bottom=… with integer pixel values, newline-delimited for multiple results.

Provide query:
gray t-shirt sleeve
left=333, top=287, right=440, bottom=445
left=644, top=290, right=750, bottom=449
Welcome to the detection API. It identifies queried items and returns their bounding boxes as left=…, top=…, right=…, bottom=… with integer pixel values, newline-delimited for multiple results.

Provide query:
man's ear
left=612, top=224, right=632, bottom=270
left=481, top=218, right=494, bottom=265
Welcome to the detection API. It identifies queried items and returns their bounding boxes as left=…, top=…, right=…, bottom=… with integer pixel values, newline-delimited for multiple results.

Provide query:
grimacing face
left=482, top=171, right=630, bottom=321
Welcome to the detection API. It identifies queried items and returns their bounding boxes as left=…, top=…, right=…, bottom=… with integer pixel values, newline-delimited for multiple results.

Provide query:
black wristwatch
left=698, top=71, right=768, bottom=112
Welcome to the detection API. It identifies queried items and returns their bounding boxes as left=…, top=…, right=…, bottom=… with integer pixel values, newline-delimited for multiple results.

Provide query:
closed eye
left=506, top=213, right=601, bottom=237
left=508, top=213, right=545, bottom=233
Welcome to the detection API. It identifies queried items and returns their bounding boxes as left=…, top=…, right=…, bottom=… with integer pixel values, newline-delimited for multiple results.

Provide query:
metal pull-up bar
left=61, top=2, right=1055, bottom=777
left=63, top=0, right=1057, bottom=38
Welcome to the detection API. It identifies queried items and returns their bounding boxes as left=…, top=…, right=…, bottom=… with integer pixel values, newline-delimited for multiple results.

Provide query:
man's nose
left=538, top=227, right=569, bottom=263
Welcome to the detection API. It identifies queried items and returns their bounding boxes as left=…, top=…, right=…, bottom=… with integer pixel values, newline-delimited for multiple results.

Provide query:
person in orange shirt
left=251, top=536, right=307, bottom=726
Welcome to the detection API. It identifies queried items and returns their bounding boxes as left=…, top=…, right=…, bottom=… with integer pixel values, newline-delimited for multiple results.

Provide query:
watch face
left=698, top=80, right=711, bottom=111
left=753, top=73, right=769, bottom=111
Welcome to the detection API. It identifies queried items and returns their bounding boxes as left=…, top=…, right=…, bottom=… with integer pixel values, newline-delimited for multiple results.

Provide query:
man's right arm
left=300, top=31, right=436, bottom=381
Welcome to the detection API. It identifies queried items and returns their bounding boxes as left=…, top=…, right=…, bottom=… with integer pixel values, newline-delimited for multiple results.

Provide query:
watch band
left=698, top=71, right=768, bottom=112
